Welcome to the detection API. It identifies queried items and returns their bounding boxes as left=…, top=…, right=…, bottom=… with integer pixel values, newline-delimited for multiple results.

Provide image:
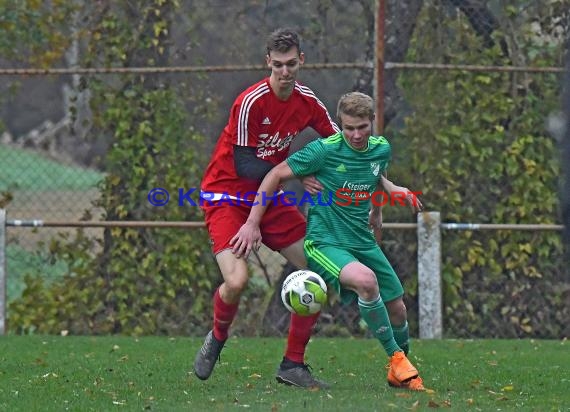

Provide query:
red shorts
left=201, top=197, right=306, bottom=255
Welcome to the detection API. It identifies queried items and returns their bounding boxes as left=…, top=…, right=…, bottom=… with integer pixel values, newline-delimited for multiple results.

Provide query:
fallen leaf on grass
left=396, top=392, right=412, bottom=398
left=425, top=389, right=436, bottom=395
left=428, top=400, right=439, bottom=408
left=502, top=385, right=514, bottom=391
left=248, top=373, right=261, bottom=378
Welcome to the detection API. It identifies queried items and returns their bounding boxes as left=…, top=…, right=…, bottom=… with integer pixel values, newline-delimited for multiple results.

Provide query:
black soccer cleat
left=276, top=359, right=330, bottom=389
left=193, top=330, right=226, bottom=380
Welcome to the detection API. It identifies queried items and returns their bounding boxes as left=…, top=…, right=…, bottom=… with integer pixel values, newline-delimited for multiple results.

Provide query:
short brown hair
left=336, top=92, right=375, bottom=123
left=266, top=28, right=301, bottom=55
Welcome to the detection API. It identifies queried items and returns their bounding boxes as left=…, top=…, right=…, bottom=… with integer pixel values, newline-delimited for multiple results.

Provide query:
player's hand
left=404, top=190, right=423, bottom=214
left=229, top=222, right=262, bottom=259
left=369, top=208, right=383, bottom=244
left=301, top=175, right=323, bottom=195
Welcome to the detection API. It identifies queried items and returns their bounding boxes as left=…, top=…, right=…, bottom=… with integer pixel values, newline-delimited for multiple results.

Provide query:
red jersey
left=201, top=78, right=339, bottom=198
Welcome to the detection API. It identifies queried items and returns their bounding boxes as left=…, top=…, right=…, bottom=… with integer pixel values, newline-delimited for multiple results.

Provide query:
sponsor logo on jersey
left=256, top=130, right=298, bottom=159
left=370, top=162, right=381, bottom=176
left=341, top=180, right=371, bottom=192
left=336, top=163, right=347, bottom=173
left=261, top=117, right=271, bottom=125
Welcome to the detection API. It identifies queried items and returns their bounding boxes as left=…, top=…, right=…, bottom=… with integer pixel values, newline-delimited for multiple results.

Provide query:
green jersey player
left=231, top=92, right=425, bottom=391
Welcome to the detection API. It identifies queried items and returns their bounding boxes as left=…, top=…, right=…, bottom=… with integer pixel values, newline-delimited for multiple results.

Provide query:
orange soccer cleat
left=386, top=351, right=426, bottom=391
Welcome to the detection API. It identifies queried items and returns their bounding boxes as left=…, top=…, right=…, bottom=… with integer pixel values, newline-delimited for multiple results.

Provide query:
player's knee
left=224, top=273, right=249, bottom=297
left=357, top=270, right=379, bottom=300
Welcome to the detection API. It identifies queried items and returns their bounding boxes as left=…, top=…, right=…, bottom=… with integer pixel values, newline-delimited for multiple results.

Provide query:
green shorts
left=304, top=239, right=404, bottom=304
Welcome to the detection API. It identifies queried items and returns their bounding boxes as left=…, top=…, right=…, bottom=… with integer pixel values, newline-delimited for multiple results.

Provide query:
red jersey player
left=194, top=28, right=339, bottom=388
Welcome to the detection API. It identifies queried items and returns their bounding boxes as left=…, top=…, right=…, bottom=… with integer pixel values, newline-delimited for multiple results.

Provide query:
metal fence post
left=0, top=209, right=6, bottom=335
left=417, top=211, right=442, bottom=338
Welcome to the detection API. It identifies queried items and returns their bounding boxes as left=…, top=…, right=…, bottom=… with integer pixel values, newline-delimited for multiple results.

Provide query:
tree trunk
left=562, top=36, right=570, bottom=246
left=352, top=0, right=424, bottom=126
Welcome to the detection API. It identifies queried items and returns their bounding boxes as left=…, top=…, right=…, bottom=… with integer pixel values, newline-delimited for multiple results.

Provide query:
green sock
left=358, top=296, right=401, bottom=356
left=391, top=321, right=410, bottom=355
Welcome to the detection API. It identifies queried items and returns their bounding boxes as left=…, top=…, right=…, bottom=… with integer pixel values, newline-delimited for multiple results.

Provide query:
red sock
left=212, top=287, right=239, bottom=341
left=284, top=312, right=320, bottom=364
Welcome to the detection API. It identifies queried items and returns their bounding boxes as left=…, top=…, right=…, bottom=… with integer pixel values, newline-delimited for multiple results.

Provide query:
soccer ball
left=281, top=270, right=327, bottom=316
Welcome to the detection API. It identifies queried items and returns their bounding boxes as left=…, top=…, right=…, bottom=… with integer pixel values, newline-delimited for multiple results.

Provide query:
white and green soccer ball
left=281, top=270, right=328, bottom=316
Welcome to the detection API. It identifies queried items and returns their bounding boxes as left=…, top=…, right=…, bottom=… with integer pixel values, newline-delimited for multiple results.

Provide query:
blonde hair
left=336, top=92, right=374, bottom=125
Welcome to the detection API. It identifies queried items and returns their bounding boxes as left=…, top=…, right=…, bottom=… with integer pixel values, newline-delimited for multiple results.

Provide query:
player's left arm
left=381, top=173, right=423, bottom=213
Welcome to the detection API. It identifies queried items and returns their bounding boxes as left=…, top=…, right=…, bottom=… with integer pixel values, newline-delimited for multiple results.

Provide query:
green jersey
left=287, top=132, right=391, bottom=248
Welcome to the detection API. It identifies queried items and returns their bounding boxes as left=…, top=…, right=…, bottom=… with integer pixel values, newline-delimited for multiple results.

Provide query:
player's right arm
left=234, top=145, right=273, bottom=180
left=230, top=87, right=274, bottom=181
left=230, top=161, right=296, bottom=259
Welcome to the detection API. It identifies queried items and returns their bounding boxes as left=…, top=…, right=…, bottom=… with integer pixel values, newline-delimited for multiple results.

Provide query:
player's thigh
left=280, top=238, right=307, bottom=269
left=202, top=202, right=250, bottom=254
left=356, top=247, right=404, bottom=302
left=304, top=240, right=358, bottom=304
left=260, top=200, right=306, bottom=251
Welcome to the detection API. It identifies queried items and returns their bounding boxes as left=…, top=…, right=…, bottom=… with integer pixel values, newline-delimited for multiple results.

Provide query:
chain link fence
left=1, top=0, right=568, bottom=337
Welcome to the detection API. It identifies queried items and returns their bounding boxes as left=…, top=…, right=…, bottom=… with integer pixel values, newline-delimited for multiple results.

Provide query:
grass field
left=0, top=336, right=568, bottom=411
